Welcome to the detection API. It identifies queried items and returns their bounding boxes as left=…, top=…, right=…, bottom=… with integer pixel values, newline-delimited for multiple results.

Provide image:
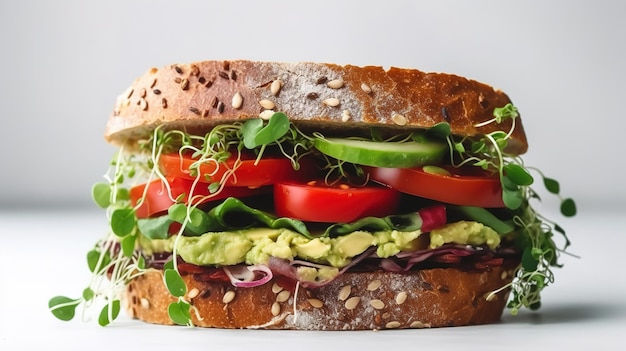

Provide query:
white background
left=0, top=0, right=625, bottom=210
left=0, top=1, right=625, bottom=350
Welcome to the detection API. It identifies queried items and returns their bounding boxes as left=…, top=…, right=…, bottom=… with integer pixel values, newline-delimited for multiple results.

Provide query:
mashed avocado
left=137, top=220, right=500, bottom=268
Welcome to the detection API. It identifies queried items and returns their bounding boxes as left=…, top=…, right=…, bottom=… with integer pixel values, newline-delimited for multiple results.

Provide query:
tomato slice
left=367, top=165, right=504, bottom=208
left=130, top=177, right=270, bottom=218
left=274, top=180, right=401, bottom=223
left=159, top=152, right=309, bottom=187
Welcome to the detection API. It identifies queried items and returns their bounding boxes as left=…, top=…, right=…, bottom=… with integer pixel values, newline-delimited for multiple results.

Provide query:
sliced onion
left=223, top=264, right=273, bottom=288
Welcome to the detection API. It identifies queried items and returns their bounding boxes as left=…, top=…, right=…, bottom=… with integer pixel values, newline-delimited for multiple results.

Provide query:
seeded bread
left=107, top=60, right=528, bottom=155
left=124, top=264, right=517, bottom=330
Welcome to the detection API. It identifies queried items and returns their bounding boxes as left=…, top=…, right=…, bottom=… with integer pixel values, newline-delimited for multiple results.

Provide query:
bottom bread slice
left=125, top=265, right=516, bottom=330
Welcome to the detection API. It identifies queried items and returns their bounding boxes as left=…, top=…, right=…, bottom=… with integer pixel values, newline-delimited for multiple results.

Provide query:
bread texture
left=107, top=60, right=528, bottom=154
left=125, top=265, right=516, bottom=330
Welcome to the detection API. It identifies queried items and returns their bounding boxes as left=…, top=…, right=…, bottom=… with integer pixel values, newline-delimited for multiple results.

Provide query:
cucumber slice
left=313, top=137, right=447, bottom=168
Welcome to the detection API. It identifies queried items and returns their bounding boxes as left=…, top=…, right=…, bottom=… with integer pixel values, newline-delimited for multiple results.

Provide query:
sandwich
left=49, top=60, right=576, bottom=330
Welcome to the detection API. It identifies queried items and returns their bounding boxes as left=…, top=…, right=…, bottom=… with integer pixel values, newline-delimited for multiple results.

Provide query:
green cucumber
left=313, top=137, right=447, bottom=168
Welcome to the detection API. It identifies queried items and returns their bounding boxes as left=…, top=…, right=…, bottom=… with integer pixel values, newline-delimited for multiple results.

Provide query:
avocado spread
left=137, top=220, right=500, bottom=268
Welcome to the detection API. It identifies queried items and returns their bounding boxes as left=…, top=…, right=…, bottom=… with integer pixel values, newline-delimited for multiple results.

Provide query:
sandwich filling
left=50, top=106, right=574, bottom=326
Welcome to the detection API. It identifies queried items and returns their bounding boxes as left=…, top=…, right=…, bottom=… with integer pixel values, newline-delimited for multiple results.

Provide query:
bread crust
left=125, top=264, right=516, bottom=330
left=107, top=60, right=528, bottom=154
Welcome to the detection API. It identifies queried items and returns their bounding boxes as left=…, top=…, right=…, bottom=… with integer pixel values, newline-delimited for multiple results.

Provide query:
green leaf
left=543, top=177, right=560, bottom=194
left=49, top=296, right=80, bottom=321
left=503, top=164, right=534, bottom=186
left=503, top=188, right=523, bottom=210
left=493, top=103, right=519, bottom=123
left=454, top=142, right=466, bottom=153
left=168, top=300, right=191, bottom=326
left=560, top=198, right=577, bottom=217
left=121, top=234, right=136, bottom=258
left=241, top=113, right=290, bottom=149
left=164, top=269, right=187, bottom=297
left=168, top=204, right=215, bottom=236
left=111, top=208, right=136, bottom=237
left=87, top=249, right=110, bottom=273
left=115, top=188, right=130, bottom=202
left=98, top=300, right=120, bottom=326
left=241, top=118, right=264, bottom=149
left=253, top=112, right=290, bottom=146
left=426, top=122, right=451, bottom=139
left=163, top=258, right=175, bottom=270
left=137, top=216, right=174, bottom=240
left=521, top=247, right=539, bottom=271
left=82, top=288, right=95, bottom=301
left=92, top=183, right=111, bottom=208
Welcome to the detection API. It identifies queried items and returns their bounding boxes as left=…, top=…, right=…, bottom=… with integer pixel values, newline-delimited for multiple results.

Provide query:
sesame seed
left=386, top=321, right=401, bottom=329
left=270, top=79, right=283, bottom=96
left=222, top=290, right=236, bottom=304
left=229, top=70, right=237, bottom=81
left=153, top=89, right=161, bottom=95
left=189, top=107, right=201, bottom=115
left=271, top=302, right=281, bottom=316
left=188, top=288, right=200, bottom=299
left=338, top=285, right=351, bottom=301
left=125, top=88, right=134, bottom=99
left=139, top=88, right=146, bottom=98
left=202, top=109, right=209, bottom=117
left=222, top=60, right=230, bottom=71
left=219, top=71, right=229, bottom=80
left=441, top=107, right=450, bottom=121
left=367, top=279, right=382, bottom=291
left=161, top=98, right=168, bottom=109
left=231, top=92, right=243, bottom=109
left=174, top=65, right=183, bottom=74
left=276, top=290, right=290, bottom=303
left=395, top=291, right=408, bottom=305
left=150, top=78, right=157, bottom=88
left=180, top=78, right=189, bottom=91
left=316, top=76, right=328, bottom=84
left=323, top=98, right=340, bottom=107
left=210, top=96, right=218, bottom=108
left=217, top=101, right=225, bottom=113
left=344, top=296, right=360, bottom=310
left=370, top=299, right=385, bottom=310
left=198, top=76, right=206, bottom=84
left=174, top=77, right=182, bottom=84
left=308, top=298, right=324, bottom=308
left=392, top=113, right=407, bottom=126
left=271, top=283, right=283, bottom=294
left=327, top=79, right=344, bottom=89
left=259, top=99, right=275, bottom=110
left=361, top=83, right=372, bottom=94
left=341, top=110, right=352, bottom=122
left=259, top=109, right=274, bottom=120
left=306, top=92, right=319, bottom=99
left=204, top=79, right=213, bottom=88
left=139, top=98, right=148, bottom=111
left=140, top=298, right=150, bottom=309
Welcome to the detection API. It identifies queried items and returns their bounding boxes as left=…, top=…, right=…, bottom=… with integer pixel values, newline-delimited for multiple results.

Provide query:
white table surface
left=1, top=207, right=624, bottom=351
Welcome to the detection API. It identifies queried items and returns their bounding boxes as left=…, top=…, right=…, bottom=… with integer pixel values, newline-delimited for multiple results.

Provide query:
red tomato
left=274, top=180, right=401, bottom=223
left=159, top=152, right=309, bottom=187
left=366, top=165, right=504, bottom=208
left=130, top=177, right=270, bottom=218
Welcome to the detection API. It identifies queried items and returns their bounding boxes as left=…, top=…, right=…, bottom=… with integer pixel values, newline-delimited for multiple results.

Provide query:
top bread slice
left=106, top=60, right=528, bottom=155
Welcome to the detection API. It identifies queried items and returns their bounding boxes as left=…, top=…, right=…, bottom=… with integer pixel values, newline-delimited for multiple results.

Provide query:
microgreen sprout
left=447, top=102, right=576, bottom=313
left=50, top=112, right=312, bottom=326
